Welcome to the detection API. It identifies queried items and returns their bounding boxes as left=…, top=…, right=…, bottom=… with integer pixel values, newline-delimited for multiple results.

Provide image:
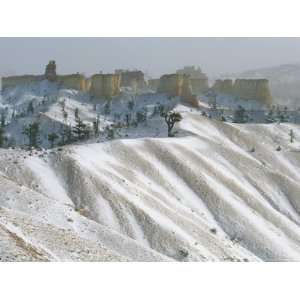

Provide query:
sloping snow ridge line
left=1, top=109, right=300, bottom=261
left=1, top=82, right=300, bottom=261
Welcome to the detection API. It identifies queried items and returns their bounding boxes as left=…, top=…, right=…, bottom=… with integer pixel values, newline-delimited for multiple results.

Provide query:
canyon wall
left=177, top=66, right=209, bottom=94
left=115, top=70, right=145, bottom=89
left=1, top=75, right=44, bottom=90
left=148, top=79, right=160, bottom=91
left=212, top=78, right=272, bottom=106
left=90, top=74, right=121, bottom=99
left=57, top=74, right=87, bottom=91
left=157, top=74, right=183, bottom=97
left=157, top=73, right=198, bottom=107
left=190, top=78, right=209, bottom=94
left=212, top=79, right=234, bottom=95
left=233, top=79, right=272, bottom=106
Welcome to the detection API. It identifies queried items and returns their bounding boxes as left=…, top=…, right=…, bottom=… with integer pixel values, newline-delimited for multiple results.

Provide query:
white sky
left=1, top=37, right=300, bottom=78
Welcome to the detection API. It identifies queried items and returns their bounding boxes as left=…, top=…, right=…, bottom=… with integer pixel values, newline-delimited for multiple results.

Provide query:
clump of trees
left=48, top=132, right=59, bottom=148
left=163, top=111, right=183, bottom=137
left=22, top=122, right=40, bottom=148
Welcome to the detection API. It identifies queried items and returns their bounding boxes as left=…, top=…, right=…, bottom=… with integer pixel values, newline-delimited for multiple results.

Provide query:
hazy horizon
left=1, top=37, right=300, bottom=78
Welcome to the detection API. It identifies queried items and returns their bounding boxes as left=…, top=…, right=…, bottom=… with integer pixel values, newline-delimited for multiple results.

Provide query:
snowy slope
left=1, top=109, right=300, bottom=261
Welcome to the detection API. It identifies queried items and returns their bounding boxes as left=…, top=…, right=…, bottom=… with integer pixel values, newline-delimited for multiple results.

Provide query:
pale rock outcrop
left=57, top=74, right=87, bottom=91
left=157, top=73, right=198, bottom=107
left=1, top=75, right=44, bottom=90
left=233, top=79, right=272, bottom=106
left=148, top=79, right=160, bottom=91
left=45, top=60, right=57, bottom=82
left=212, top=78, right=272, bottom=106
left=115, top=70, right=145, bottom=89
left=90, top=74, right=121, bottom=99
left=212, top=79, right=234, bottom=95
left=177, top=66, right=209, bottom=94
left=157, top=74, right=184, bottom=97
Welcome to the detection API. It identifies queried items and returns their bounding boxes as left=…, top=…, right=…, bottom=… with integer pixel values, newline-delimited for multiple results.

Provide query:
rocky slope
left=1, top=110, right=300, bottom=261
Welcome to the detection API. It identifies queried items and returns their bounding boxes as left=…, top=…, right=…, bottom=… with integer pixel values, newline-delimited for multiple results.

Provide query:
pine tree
left=74, top=108, right=79, bottom=119
left=27, top=101, right=34, bottom=114
left=93, top=114, right=100, bottom=137
left=289, top=129, right=295, bottom=143
left=22, top=122, right=40, bottom=148
left=0, top=127, right=6, bottom=147
left=73, top=117, right=89, bottom=141
left=48, top=132, right=59, bottom=148
left=0, top=112, right=6, bottom=127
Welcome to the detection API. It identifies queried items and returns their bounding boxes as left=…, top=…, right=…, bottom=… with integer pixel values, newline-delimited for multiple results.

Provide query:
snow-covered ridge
left=1, top=110, right=300, bottom=261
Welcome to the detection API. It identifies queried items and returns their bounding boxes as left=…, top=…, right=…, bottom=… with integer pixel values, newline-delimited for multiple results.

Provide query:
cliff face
left=57, top=74, right=87, bottom=91
left=116, top=70, right=145, bottom=89
left=212, top=79, right=234, bottom=94
left=213, top=78, right=272, bottom=106
left=157, top=73, right=198, bottom=107
left=1, top=75, right=44, bottom=90
left=157, top=74, right=183, bottom=97
left=90, top=74, right=121, bottom=99
left=233, top=79, right=272, bottom=106
left=190, top=78, right=209, bottom=94
left=148, top=79, right=160, bottom=91
left=45, top=60, right=57, bottom=82
left=177, top=66, right=208, bottom=94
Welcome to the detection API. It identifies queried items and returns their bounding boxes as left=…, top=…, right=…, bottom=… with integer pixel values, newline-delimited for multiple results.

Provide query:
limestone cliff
left=212, top=78, right=272, bottom=106
left=157, top=73, right=198, bottom=107
left=212, top=79, right=234, bottom=95
left=1, top=75, right=44, bottom=90
left=90, top=74, right=121, bottom=99
left=190, top=78, right=209, bottom=94
left=233, top=79, right=272, bottom=106
left=177, top=66, right=209, bottom=94
left=45, top=60, right=57, bottom=82
left=115, top=70, right=145, bottom=89
left=57, top=74, right=87, bottom=91
left=157, top=74, right=183, bottom=97
left=148, top=79, right=160, bottom=91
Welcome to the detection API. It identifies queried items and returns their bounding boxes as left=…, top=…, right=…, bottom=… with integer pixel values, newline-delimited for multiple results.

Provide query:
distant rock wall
left=157, top=73, right=198, bottom=107
left=157, top=74, right=183, bottom=97
left=57, top=74, right=87, bottom=91
left=177, top=66, right=209, bottom=94
left=115, top=70, right=145, bottom=89
left=212, top=78, right=272, bottom=106
left=1, top=75, right=44, bottom=90
left=190, top=78, right=209, bottom=94
left=90, top=74, right=121, bottom=99
left=234, top=79, right=272, bottom=106
left=148, top=79, right=160, bottom=91
left=212, top=79, right=234, bottom=95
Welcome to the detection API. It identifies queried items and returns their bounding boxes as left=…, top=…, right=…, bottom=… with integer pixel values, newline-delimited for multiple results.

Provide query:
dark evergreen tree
left=0, top=127, right=6, bottom=147
left=27, top=101, right=34, bottom=114
left=163, top=111, right=183, bottom=137
left=22, top=122, right=40, bottom=148
left=48, top=132, right=59, bottom=148
left=73, top=117, right=89, bottom=141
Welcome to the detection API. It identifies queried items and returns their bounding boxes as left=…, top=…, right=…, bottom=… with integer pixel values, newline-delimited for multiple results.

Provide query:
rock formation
left=212, top=78, right=272, bottom=106
left=90, top=74, right=121, bottom=99
left=57, top=74, right=87, bottom=91
left=1, top=75, right=44, bottom=90
left=212, top=79, right=234, bottom=95
left=148, top=79, right=160, bottom=91
left=45, top=60, right=57, bottom=82
left=233, top=79, right=272, bottom=106
left=157, top=74, right=183, bottom=97
left=177, top=66, right=209, bottom=94
left=115, top=70, right=145, bottom=89
left=157, top=73, right=198, bottom=107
